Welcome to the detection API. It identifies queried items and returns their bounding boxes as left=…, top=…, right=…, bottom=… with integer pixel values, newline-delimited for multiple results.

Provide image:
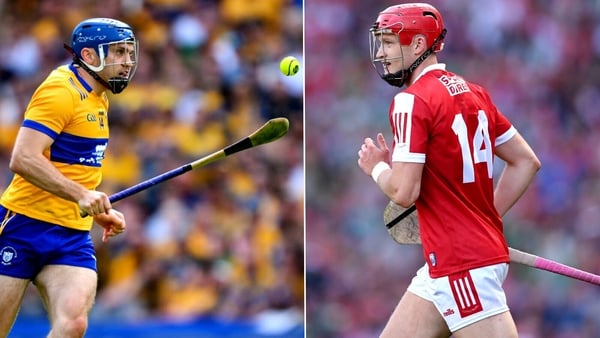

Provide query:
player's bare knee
left=51, top=315, right=88, bottom=338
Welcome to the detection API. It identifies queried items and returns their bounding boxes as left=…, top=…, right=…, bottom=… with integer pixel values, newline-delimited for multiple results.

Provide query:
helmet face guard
left=66, top=18, right=138, bottom=94
left=369, top=24, right=410, bottom=87
left=92, top=39, right=138, bottom=94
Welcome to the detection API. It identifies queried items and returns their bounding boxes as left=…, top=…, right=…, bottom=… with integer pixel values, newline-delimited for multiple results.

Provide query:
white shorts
left=407, top=262, right=510, bottom=332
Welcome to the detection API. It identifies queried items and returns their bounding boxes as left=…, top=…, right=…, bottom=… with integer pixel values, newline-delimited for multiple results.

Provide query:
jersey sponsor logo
left=439, top=74, right=470, bottom=96
left=1, top=246, right=17, bottom=265
left=51, top=133, right=108, bottom=167
left=78, top=142, right=107, bottom=165
left=86, top=111, right=106, bottom=129
left=448, top=270, right=483, bottom=318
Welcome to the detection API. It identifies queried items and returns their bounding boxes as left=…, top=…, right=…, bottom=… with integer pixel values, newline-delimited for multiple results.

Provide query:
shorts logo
left=1, top=246, right=17, bottom=265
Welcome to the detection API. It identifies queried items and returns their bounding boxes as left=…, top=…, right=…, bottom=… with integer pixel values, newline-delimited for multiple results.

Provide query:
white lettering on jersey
left=439, top=74, right=471, bottom=96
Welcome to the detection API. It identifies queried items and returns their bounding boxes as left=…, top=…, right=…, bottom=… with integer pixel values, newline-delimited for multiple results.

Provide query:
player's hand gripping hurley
left=384, top=201, right=600, bottom=286
left=81, top=117, right=290, bottom=217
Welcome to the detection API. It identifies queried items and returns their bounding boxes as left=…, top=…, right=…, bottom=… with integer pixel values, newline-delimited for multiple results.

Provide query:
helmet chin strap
left=63, top=44, right=129, bottom=94
left=382, top=29, right=447, bottom=88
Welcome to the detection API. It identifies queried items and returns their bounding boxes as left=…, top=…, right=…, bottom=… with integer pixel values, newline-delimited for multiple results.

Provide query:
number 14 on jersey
left=451, top=110, right=493, bottom=183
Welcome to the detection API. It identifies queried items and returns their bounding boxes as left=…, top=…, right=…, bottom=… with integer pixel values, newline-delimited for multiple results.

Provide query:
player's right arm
left=357, top=133, right=423, bottom=208
left=9, top=127, right=111, bottom=216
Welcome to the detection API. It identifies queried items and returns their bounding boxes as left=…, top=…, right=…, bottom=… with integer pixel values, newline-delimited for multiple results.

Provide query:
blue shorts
left=0, top=206, right=97, bottom=280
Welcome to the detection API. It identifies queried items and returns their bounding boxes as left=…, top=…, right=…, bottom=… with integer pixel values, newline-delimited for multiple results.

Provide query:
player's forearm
left=493, top=132, right=541, bottom=217
left=377, top=163, right=421, bottom=208
left=9, top=153, right=87, bottom=203
left=494, top=161, right=540, bottom=217
left=376, top=167, right=400, bottom=203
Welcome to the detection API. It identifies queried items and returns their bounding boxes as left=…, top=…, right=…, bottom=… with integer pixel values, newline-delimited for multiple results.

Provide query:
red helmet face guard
left=369, top=28, right=409, bottom=87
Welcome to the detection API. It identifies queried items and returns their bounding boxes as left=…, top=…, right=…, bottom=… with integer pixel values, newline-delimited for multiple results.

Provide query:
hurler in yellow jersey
left=0, top=18, right=137, bottom=337
left=1, top=64, right=109, bottom=230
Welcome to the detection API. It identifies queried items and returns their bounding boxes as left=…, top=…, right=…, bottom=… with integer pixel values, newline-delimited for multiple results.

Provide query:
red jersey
left=389, top=64, right=516, bottom=278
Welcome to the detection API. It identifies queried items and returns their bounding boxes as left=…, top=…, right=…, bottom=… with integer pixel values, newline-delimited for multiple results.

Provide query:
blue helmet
left=71, top=18, right=135, bottom=57
left=67, top=18, right=138, bottom=94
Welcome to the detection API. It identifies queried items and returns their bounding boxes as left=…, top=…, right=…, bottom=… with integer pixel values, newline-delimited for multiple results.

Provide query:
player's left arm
left=93, top=209, right=126, bottom=242
left=494, top=132, right=541, bottom=216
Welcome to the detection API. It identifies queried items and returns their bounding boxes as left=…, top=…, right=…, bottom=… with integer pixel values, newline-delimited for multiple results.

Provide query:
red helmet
left=372, top=3, right=445, bottom=52
left=369, top=3, right=446, bottom=87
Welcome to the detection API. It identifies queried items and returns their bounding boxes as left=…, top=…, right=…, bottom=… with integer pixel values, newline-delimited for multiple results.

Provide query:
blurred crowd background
left=306, top=0, right=600, bottom=337
left=0, top=0, right=303, bottom=336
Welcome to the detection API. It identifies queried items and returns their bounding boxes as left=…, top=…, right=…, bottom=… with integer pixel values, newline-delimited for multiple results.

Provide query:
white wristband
left=371, top=161, right=391, bottom=183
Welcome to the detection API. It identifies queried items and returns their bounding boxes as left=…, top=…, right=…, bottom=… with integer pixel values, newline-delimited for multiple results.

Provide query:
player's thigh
left=34, top=265, right=97, bottom=320
left=0, top=275, right=29, bottom=335
left=453, top=311, right=517, bottom=338
left=380, top=291, right=451, bottom=338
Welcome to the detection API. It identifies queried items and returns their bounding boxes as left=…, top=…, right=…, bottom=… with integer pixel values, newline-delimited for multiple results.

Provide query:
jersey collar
left=69, top=63, right=93, bottom=93
left=413, top=63, right=446, bottom=83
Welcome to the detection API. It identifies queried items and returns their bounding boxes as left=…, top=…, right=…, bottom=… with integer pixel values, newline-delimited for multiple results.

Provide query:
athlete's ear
left=412, top=34, right=428, bottom=55
left=80, top=48, right=97, bottom=66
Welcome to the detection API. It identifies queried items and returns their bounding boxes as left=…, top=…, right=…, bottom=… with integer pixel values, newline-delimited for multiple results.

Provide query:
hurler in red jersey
left=357, top=3, right=541, bottom=337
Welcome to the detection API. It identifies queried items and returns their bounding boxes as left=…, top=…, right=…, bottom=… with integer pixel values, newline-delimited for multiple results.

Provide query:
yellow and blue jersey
left=1, top=64, right=109, bottom=231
